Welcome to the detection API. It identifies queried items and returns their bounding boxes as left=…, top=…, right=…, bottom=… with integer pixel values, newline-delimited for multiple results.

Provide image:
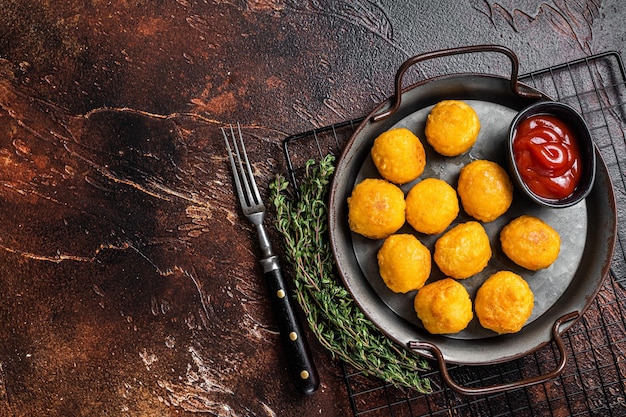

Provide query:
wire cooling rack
left=282, top=51, right=626, bottom=417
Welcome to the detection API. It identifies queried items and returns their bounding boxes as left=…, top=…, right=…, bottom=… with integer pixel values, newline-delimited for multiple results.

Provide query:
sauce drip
left=513, top=114, right=582, bottom=200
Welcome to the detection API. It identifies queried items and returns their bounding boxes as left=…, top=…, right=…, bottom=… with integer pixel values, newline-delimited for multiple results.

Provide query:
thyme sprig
left=270, top=154, right=431, bottom=392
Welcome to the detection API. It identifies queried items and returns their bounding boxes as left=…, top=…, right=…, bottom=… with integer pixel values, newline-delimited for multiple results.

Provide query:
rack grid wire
left=282, top=51, right=626, bottom=417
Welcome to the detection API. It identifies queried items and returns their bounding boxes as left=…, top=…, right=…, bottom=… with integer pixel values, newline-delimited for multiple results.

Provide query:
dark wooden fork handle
left=261, top=256, right=320, bottom=395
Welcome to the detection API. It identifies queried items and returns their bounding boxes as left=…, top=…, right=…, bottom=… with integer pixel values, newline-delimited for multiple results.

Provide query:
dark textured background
left=0, top=1, right=624, bottom=415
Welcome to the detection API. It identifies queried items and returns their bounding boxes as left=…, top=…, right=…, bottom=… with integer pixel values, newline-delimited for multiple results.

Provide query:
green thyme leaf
left=270, top=154, right=431, bottom=393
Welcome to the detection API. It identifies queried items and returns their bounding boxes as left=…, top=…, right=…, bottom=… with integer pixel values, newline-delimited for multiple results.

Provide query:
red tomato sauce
left=513, top=114, right=582, bottom=200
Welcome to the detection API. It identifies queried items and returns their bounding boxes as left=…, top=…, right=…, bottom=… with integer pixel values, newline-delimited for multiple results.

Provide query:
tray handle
left=373, top=44, right=545, bottom=122
left=408, top=311, right=579, bottom=396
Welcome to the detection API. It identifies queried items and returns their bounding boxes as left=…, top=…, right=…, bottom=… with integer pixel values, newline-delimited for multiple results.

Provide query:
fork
left=222, top=123, right=319, bottom=395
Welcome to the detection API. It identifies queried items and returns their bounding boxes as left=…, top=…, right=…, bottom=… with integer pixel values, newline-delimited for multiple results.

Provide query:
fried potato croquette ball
left=475, top=270, right=534, bottom=334
left=371, top=128, right=426, bottom=184
left=406, top=178, right=459, bottom=235
left=347, top=178, right=406, bottom=239
left=414, top=278, right=473, bottom=334
left=434, top=221, right=492, bottom=279
left=377, top=234, right=431, bottom=293
left=424, top=100, right=481, bottom=156
left=500, top=215, right=561, bottom=270
left=457, top=160, right=513, bottom=222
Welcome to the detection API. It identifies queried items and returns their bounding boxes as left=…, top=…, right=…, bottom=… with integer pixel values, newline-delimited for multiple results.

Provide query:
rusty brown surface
left=0, top=1, right=624, bottom=416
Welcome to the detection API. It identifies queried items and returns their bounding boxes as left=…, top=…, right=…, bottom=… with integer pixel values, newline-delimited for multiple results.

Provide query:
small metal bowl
left=507, top=101, right=596, bottom=208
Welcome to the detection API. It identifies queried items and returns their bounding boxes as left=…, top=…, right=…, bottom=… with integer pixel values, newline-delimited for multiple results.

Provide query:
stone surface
left=0, top=1, right=625, bottom=416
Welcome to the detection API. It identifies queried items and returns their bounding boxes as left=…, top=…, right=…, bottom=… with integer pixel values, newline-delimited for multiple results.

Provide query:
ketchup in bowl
left=507, top=101, right=595, bottom=208
left=512, top=114, right=581, bottom=200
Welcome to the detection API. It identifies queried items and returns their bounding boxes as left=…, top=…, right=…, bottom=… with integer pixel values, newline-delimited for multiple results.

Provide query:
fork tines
left=222, top=123, right=264, bottom=212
